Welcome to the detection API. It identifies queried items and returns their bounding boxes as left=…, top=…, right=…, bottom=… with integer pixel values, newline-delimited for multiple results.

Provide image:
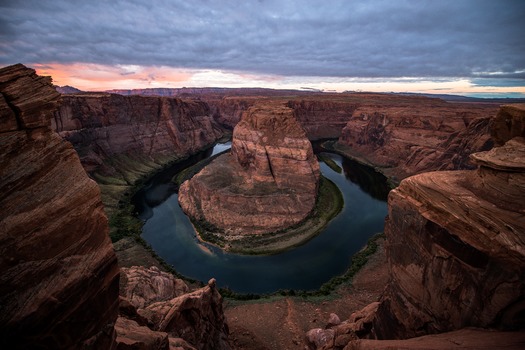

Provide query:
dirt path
left=225, top=237, right=389, bottom=350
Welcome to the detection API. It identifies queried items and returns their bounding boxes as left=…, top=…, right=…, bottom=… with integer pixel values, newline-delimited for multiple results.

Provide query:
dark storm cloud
left=1, top=0, right=524, bottom=79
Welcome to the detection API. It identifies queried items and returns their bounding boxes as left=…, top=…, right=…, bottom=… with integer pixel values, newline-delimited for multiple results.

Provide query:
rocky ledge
left=179, top=102, right=320, bottom=239
left=117, top=266, right=231, bottom=350
left=306, top=104, right=525, bottom=349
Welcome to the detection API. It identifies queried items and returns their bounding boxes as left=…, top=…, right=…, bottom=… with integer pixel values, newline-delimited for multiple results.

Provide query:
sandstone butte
left=179, top=102, right=321, bottom=238
left=0, top=64, right=232, bottom=350
left=306, top=104, right=525, bottom=349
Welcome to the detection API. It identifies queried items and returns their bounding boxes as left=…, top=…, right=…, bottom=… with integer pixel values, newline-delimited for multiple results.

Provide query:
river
left=137, top=142, right=389, bottom=294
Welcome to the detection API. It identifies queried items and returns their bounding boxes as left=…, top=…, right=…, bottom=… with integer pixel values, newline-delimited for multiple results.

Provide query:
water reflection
left=139, top=142, right=388, bottom=293
left=341, top=158, right=391, bottom=201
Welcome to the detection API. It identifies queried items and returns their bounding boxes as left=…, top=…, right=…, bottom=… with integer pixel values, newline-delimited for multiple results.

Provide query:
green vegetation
left=221, top=233, right=385, bottom=301
left=317, top=153, right=342, bottom=173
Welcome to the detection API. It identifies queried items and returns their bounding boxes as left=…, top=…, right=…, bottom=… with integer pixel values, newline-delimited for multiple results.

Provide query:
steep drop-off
left=53, top=93, right=225, bottom=210
left=336, top=98, right=499, bottom=181
left=0, top=65, right=120, bottom=349
left=179, top=102, right=320, bottom=238
left=306, top=105, right=525, bottom=349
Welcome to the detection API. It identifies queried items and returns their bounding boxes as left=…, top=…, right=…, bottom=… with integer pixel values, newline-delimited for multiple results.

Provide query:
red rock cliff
left=179, top=102, right=320, bottom=236
left=306, top=105, right=525, bottom=349
left=53, top=93, right=224, bottom=176
left=0, top=64, right=120, bottom=348
left=336, top=96, right=499, bottom=181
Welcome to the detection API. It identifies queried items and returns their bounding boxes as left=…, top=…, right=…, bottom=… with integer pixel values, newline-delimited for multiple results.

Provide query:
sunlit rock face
left=179, top=102, right=320, bottom=235
left=0, top=64, right=120, bottom=349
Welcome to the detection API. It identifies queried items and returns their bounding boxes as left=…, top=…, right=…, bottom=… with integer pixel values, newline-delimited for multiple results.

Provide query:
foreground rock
left=179, top=102, right=320, bottom=237
left=306, top=104, right=525, bottom=349
left=0, top=64, right=120, bottom=348
left=118, top=267, right=231, bottom=350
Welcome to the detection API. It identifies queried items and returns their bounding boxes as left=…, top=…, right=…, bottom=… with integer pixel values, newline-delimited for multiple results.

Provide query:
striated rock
left=287, top=98, right=360, bottom=139
left=337, top=99, right=498, bottom=181
left=491, top=104, right=525, bottom=145
left=307, top=104, right=525, bottom=349
left=120, top=266, right=189, bottom=310
left=137, top=279, right=231, bottom=350
left=179, top=102, right=320, bottom=236
left=0, top=64, right=120, bottom=348
left=342, top=328, right=525, bottom=349
left=119, top=267, right=230, bottom=350
left=53, top=93, right=224, bottom=176
left=115, top=316, right=170, bottom=350
left=372, top=134, right=525, bottom=339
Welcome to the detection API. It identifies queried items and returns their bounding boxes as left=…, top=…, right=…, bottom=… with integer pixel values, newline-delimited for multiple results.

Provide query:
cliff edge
left=306, top=104, right=525, bottom=349
left=0, top=64, right=120, bottom=348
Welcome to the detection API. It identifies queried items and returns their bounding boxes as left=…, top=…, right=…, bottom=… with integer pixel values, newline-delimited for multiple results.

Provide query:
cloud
left=2, top=0, right=524, bottom=81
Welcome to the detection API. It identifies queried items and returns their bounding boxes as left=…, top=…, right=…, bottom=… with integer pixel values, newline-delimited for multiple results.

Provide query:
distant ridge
left=105, top=87, right=318, bottom=97
left=55, top=85, right=83, bottom=94
left=396, top=92, right=525, bottom=104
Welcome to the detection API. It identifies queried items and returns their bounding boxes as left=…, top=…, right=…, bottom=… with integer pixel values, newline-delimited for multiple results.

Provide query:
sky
left=1, top=0, right=524, bottom=97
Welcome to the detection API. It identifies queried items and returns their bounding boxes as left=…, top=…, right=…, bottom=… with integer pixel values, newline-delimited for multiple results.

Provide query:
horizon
left=2, top=1, right=524, bottom=98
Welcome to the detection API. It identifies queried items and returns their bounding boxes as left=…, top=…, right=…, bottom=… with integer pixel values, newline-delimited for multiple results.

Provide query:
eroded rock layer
left=118, top=266, right=231, bottom=350
left=0, top=64, right=120, bottom=348
left=306, top=104, right=525, bottom=349
left=378, top=109, right=525, bottom=337
left=54, top=93, right=224, bottom=175
left=179, top=102, right=320, bottom=236
left=336, top=99, right=498, bottom=181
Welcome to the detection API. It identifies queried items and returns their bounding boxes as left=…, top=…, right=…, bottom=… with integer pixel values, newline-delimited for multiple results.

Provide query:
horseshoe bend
left=177, top=102, right=345, bottom=252
left=1, top=64, right=525, bottom=349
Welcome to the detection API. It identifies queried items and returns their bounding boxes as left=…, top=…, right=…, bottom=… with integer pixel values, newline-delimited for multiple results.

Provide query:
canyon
left=305, top=104, right=525, bottom=349
left=178, top=102, right=320, bottom=240
left=0, top=64, right=231, bottom=350
left=2, top=63, right=523, bottom=350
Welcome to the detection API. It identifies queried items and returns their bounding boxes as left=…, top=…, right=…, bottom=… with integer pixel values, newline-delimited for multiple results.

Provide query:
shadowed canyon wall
left=0, top=65, right=120, bottom=349
left=306, top=104, right=525, bottom=349
left=55, top=90, right=499, bottom=190
left=336, top=96, right=499, bottom=181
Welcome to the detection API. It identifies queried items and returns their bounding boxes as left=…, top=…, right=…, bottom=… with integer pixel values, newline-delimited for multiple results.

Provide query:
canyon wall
left=57, top=90, right=498, bottom=188
left=179, top=102, right=320, bottom=236
left=336, top=98, right=499, bottom=181
left=54, top=93, right=224, bottom=176
left=0, top=65, right=120, bottom=349
left=306, top=104, right=525, bottom=349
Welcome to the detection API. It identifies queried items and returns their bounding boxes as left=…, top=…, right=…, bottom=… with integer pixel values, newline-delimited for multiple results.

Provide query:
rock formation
left=118, top=267, right=231, bottom=350
left=179, top=102, right=320, bottom=236
left=336, top=97, right=499, bottom=181
left=53, top=93, right=224, bottom=176
left=0, top=64, right=120, bottom=348
left=306, top=104, right=525, bottom=348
